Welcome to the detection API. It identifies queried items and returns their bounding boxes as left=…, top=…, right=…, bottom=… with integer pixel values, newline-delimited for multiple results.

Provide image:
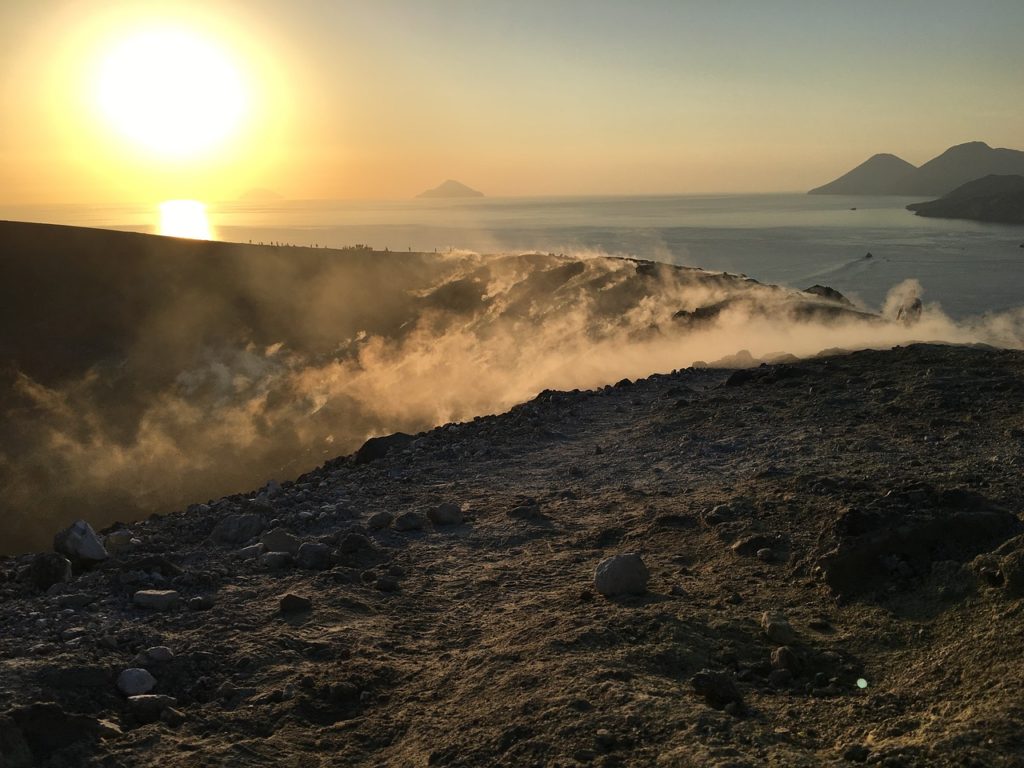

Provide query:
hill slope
left=2, top=344, right=1024, bottom=766
left=907, top=174, right=1024, bottom=224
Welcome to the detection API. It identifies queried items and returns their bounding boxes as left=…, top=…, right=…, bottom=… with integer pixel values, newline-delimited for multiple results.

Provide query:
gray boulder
left=117, top=668, right=156, bottom=696
left=53, top=520, right=108, bottom=565
left=594, top=553, right=650, bottom=596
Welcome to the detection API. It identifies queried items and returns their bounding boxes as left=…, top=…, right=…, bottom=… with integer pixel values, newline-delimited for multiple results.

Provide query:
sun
left=96, top=26, right=248, bottom=158
left=159, top=200, right=214, bottom=239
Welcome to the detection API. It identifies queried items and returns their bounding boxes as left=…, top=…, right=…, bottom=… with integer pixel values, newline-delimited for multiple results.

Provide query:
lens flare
left=159, top=200, right=213, bottom=240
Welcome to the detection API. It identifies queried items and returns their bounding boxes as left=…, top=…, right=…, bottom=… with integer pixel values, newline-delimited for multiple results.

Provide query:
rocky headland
left=907, top=174, right=1024, bottom=224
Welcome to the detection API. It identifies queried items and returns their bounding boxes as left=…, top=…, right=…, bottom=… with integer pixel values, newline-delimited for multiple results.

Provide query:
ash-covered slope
left=2, top=344, right=1024, bottom=767
left=1, top=220, right=914, bottom=555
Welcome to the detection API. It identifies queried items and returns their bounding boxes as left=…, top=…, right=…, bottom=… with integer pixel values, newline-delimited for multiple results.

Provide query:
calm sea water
left=4, top=194, right=1023, bottom=319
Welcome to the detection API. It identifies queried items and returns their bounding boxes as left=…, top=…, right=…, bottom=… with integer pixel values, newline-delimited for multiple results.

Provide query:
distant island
left=907, top=174, right=1024, bottom=224
left=810, top=141, right=1024, bottom=196
left=417, top=180, right=484, bottom=198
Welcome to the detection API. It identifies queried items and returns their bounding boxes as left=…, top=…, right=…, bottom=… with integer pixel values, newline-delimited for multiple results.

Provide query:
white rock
left=117, top=668, right=156, bottom=696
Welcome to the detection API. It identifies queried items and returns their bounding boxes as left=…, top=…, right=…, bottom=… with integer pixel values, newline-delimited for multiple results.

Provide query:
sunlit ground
left=158, top=200, right=213, bottom=239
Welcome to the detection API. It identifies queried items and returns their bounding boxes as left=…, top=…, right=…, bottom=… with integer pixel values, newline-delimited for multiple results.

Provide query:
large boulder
left=53, top=520, right=108, bottom=565
left=594, top=553, right=650, bottom=596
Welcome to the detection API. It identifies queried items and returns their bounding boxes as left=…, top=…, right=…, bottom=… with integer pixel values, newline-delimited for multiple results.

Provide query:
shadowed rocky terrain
left=2, top=343, right=1024, bottom=767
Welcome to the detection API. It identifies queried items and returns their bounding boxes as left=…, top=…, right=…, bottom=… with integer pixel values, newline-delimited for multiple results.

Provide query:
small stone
left=767, top=668, right=793, bottom=687
left=375, top=575, right=400, bottom=592
left=296, top=542, right=332, bottom=570
left=393, top=512, right=425, bottom=532
left=133, top=646, right=173, bottom=666
left=594, top=553, right=649, bottom=597
left=428, top=502, right=463, bottom=526
left=260, top=528, right=301, bottom=555
left=28, top=552, right=72, bottom=591
left=236, top=543, right=265, bottom=560
left=117, top=668, right=156, bottom=696
left=279, top=593, right=312, bottom=614
left=133, top=590, right=180, bottom=611
left=127, top=694, right=177, bottom=723
left=771, top=646, right=801, bottom=672
left=595, top=729, right=616, bottom=751
left=761, top=612, right=797, bottom=644
left=756, top=548, right=775, bottom=562
left=690, top=669, right=743, bottom=710
left=367, top=511, right=394, bottom=530
left=104, top=529, right=135, bottom=554
left=189, top=595, right=215, bottom=611
left=260, top=551, right=293, bottom=569
left=53, top=520, right=108, bottom=564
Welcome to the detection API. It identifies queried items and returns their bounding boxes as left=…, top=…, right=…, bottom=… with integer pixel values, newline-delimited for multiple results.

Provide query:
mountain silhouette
left=808, top=153, right=917, bottom=195
left=907, top=174, right=1024, bottom=224
left=810, top=141, right=1024, bottom=196
left=417, top=180, right=484, bottom=198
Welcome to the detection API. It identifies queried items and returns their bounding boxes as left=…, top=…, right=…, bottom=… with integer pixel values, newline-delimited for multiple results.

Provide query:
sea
left=3, top=193, right=1023, bottom=320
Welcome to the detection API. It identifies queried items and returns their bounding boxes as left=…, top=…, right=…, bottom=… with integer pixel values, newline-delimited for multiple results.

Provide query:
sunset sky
left=2, top=0, right=1023, bottom=204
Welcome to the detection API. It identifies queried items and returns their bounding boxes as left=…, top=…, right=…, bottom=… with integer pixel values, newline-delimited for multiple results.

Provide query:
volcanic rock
left=53, top=520, right=108, bottom=564
left=117, top=668, right=156, bottom=696
left=28, top=552, right=72, bottom=591
left=593, top=553, right=650, bottom=596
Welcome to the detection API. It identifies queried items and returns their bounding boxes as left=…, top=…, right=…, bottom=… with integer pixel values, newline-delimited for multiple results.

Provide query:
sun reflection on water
left=158, top=200, right=214, bottom=240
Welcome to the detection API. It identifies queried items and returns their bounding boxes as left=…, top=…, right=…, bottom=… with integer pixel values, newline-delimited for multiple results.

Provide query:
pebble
left=756, top=547, right=775, bottom=562
left=367, top=511, right=394, bottom=530
left=761, top=612, right=797, bottom=644
left=594, top=553, right=650, bottom=597
left=260, top=528, right=301, bottom=556
left=393, top=512, right=426, bottom=532
left=117, top=668, right=156, bottom=696
left=279, top=593, right=312, bottom=614
left=53, top=520, right=108, bottom=564
left=133, top=590, right=180, bottom=611
left=770, top=646, right=800, bottom=672
left=375, top=575, right=400, bottom=592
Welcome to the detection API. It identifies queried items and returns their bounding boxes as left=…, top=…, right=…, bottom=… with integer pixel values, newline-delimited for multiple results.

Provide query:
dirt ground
left=3, top=342, right=1024, bottom=767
